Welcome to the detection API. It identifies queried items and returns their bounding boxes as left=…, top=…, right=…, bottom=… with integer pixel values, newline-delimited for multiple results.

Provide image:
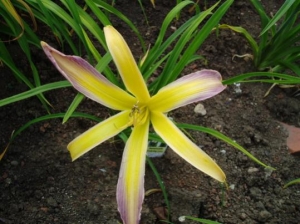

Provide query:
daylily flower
left=41, top=25, right=226, bottom=224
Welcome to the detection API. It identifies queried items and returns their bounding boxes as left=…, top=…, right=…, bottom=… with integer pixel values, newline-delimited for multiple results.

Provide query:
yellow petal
left=151, top=112, right=226, bottom=182
left=41, top=41, right=136, bottom=110
left=68, top=110, right=131, bottom=160
left=104, top=26, right=150, bottom=103
left=149, top=70, right=226, bottom=112
left=117, top=117, right=150, bottom=224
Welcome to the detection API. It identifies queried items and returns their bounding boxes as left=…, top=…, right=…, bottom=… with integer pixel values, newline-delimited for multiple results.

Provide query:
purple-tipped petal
left=41, top=41, right=136, bottom=110
left=149, top=70, right=226, bottom=112
left=117, top=118, right=150, bottom=224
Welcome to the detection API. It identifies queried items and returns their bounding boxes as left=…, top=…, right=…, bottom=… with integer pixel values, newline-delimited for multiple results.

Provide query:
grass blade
left=146, top=156, right=171, bottom=222
left=260, top=0, right=296, bottom=36
left=0, top=81, right=71, bottom=107
left=177, top=123, right=274, bottom=170
left=217, top=24, right=258, bottom=58
left=181, top=216, right=221, bottom=224
left=223, top=72, right=300, bottom=85
left=62, top=93, right=85, bottom=124
left=91, top=0, right=145, bottom=51
left=153, top=0, right=233, bottom=93
left=283, top=178, right=300, bottom=188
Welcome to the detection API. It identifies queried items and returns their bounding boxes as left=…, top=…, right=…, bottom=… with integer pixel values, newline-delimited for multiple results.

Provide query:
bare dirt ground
left=0, top=1, right=299, bottom=223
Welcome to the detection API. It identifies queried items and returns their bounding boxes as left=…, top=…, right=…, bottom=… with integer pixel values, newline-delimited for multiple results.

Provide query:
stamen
left=129, top=101, right=148, bottom=127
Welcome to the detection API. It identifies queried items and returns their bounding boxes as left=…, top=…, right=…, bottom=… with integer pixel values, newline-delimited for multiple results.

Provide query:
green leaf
left=283, top=178, right=300, bottom=188
left=0, top=112, right=102, bottom=161
left=223, top=72, right=300, bottom=85
left=260, top=0, right=296, bottom=36
left=177, top=123, right=274, bottom=170
left=14, top=112, right=102, bottom=142
left=0, top=81, right=71, bottom=107
left=1, top=0, right=25, bottom=40
left=143, top=15, right=196, bottom=82
left=148, top=0, right=194, bottom=52
left=146, top=157, right=171, bottom=222
left=95, top=52, right=119, bottom=86
left=0, top=41, right=33, bottom=88
left=91, top=0, right=146, bottom=52
left=62, top=93, right=85, bottom=124
left=153, top=0, right=233, bottom=93
left=217, top=24, right=258, bottom=58
left=183, top=216, right=222, bottom=224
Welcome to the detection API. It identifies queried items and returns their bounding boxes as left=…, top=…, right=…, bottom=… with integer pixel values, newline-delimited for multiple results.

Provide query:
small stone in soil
left=10, top=160, right=19, bottom=166
left=247, top=167, right=259, bottom=174
left=258, top=210, right=272, bottom=222
left=194, top=103, right=207, bottom=116
left=239, top=212, right=247, bottom=220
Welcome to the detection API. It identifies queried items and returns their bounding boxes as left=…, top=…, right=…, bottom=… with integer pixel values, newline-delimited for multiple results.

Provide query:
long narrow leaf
left=217, top=24, right=258, bottom=57
left=152, top=2, right=220, bottom=93
left=177, top=123, right=274, bottom=170
left=249, top=0, right=270, bottom=65
left=149, top=0, right=194, bottom=53
left=95, top=52, right=119, bottom=86
left=92, top=0, right=146, bottom=52
left=86, top=0, right=111, bottom=26
left=0, top=41, right=32, bottom=86
left=62, top=93, right=85, bottom=124
left=143, top=16, right=197, bottom=81
left=0, top=112, right=101, bottom=161
left=223, top=72, right=300, bottom=85
left=279, top=61, right=300, bottom=76
left=0, top=81, right=71, bottom=107
left=182, top=216, right=221, bottom=224
left=146, top=157, right=171, bottom=222
left=61, top=0, right=92, bottom=59
left=283, top=178, right=300, bottom=188
left=260, top=0, right=296, bottom=36
left=0, top=112, right=126, bottom=161
left=1, top=0, right=24, bottom=40
left=156, top=0, right=234, bottom=92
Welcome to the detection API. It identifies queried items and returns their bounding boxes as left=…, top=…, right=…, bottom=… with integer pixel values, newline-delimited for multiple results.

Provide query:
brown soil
left=1, top=1, right=299, bottom=224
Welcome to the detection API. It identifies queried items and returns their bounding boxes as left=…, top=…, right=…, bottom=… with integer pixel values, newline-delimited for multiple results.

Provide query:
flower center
left=129, top=101, right=148, bottom=127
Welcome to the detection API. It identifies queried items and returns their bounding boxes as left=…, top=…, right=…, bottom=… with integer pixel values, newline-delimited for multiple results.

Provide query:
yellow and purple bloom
left=41, top=25, right=226, bottom=224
